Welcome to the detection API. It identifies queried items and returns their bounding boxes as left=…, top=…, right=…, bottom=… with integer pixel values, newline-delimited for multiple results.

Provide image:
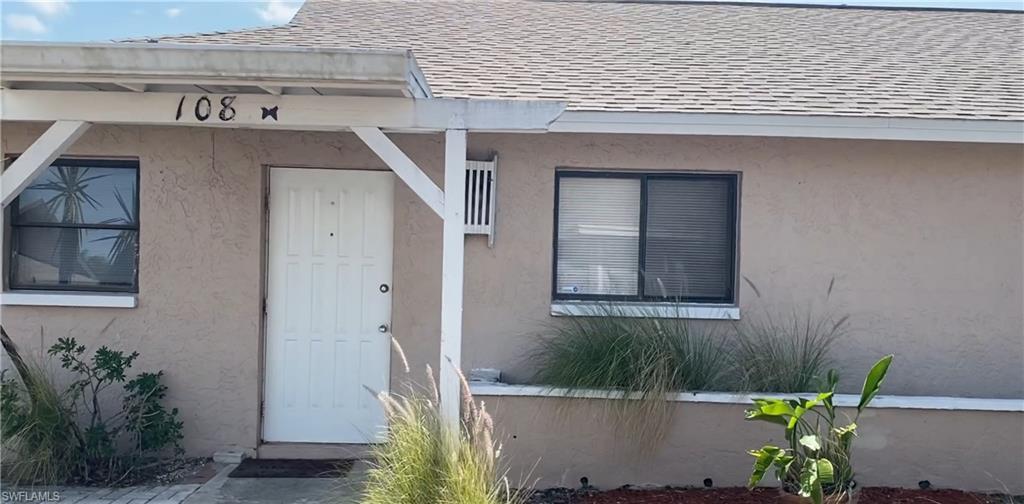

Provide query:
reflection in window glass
left=15, top=165, right=137, bottom=225
left=9, top=159, right=139, bottom=292
left=11, top=228, right=138, bottom=290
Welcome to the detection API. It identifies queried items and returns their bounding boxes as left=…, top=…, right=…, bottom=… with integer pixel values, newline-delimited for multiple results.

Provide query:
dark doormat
left=228, top=458, right=354, bottom=478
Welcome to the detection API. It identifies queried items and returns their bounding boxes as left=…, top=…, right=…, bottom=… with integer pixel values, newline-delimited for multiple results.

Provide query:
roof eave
left=550, top=110, right=1024, bottom=144
left=0, top=42, right=433, bottom=98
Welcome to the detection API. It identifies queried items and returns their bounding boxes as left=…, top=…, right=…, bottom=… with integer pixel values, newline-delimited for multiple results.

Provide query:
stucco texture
left=1, top=123, right=1022, bottom=459
left=481, top=395, right=1024, bottom=493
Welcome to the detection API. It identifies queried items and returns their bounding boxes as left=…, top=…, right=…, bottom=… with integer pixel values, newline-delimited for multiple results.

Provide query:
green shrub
left=363, top=353, right=521, bottom=504
left=0, top=327, right=184, bottom=485
left=528, top=305, right=731, bottom=442
left=123, top=371, right=185, bottom=454
left=531, top=305, right=730, bottom=394
left=731, top=278, right=847, bottom=393
left=745, top=355, right=894, bottom=504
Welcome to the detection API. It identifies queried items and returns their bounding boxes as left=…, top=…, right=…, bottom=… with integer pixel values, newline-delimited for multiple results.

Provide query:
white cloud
left=165, top=7, right=182, bottom=18
left=256, top=0, right=300, bottom=23
left=5, top=13, right=48, bottom=34
left=25, top=0, right=70, bottom=17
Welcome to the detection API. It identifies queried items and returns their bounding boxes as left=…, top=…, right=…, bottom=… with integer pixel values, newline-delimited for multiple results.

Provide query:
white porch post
left=439, top=128, right=467, bottom=425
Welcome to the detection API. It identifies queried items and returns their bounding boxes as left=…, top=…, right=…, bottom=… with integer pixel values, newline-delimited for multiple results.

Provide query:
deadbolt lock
left=379, top=283, right=390, bottom=293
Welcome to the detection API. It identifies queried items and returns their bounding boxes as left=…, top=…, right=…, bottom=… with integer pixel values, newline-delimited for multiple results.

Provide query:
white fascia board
left=551, top=111, right=1024, bottom=144
left=0, top=42, right=430, bottom=97
left=470, top=384, right=1024, bottom=413
left=1, top=291, right=137, bottom=308
left=0, top=90, right=566, bottom=132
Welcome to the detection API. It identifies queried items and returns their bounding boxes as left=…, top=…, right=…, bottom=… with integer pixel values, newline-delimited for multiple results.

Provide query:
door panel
left=264, top=167, right=393, bottom=443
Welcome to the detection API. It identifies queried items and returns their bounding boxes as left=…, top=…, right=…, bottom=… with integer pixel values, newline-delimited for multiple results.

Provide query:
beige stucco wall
left=463, top=133, right=1024, bottom=402
left=1, top=123, right=1021, bottom=458
left=480, top=395, right=1024, bottom=493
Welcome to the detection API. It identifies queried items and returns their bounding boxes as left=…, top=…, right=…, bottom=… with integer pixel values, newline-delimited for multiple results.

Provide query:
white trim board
left=1, top=291, right=137, bottom=308
left=0, top=90, right=567, bottom=133
left=470, top=384, right=1024, bottom=413
left=551, top=301, right=739, bottom=320
left=6, top=90, right=1020, bottom=143
left=550, top=111, right=1024, bottom=144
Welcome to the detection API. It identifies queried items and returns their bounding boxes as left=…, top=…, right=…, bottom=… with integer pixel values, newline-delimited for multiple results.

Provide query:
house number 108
left=175, top=95, right=237, bottom=122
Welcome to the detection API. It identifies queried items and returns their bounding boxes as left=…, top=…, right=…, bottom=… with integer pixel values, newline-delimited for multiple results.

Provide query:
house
left=1, top=0, right=1022, bottom=493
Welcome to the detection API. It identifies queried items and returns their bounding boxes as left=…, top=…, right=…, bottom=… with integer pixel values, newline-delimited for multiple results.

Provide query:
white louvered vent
left=464, top=155, right=497, bottom=247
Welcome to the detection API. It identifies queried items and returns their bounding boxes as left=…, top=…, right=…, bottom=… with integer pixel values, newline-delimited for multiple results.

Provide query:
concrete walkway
left=1, top=461, right=369, bottom=504
left=182, top=460, right=369, bottom=504
left=0, top=484, right=203, bottom=503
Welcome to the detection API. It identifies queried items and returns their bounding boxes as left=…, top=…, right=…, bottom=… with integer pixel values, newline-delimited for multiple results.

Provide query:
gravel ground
left=151, top=458, right=218, bottom=485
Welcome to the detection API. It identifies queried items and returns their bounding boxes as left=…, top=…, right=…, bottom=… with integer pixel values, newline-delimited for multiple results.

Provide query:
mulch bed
left=527, top=487, right=1017, bottom=504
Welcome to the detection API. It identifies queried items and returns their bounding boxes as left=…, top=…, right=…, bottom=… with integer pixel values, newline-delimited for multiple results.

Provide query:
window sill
left=550, top=301, right=739, bottom=320
left=1, top=291, right=137, bottom=308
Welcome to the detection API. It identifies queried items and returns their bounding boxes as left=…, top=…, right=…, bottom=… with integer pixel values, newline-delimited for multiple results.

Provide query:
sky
left=0, top=0, right=1020, bottom=42
left=0, top=0, right=304, bottom=41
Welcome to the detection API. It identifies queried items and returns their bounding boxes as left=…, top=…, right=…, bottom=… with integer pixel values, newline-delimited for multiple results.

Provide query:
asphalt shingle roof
left=160, top=0, right=1024, bottom=120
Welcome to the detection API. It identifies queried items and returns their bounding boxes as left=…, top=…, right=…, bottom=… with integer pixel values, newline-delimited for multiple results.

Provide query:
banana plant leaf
left=857, top=355, right=893, bottom=412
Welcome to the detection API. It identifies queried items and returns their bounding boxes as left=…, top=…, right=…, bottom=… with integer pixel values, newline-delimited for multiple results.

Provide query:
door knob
left=378, top=324, right=389, bottom=333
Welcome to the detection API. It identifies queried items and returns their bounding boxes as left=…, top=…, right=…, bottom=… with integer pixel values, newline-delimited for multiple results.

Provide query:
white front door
left=264, top=167, right=394, bottom=443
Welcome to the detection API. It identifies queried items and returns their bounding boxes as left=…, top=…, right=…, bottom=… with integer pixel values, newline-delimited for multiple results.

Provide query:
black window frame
left=8, top=157, right=141, bottom=293
left=552, top=169, right=739, bottom=305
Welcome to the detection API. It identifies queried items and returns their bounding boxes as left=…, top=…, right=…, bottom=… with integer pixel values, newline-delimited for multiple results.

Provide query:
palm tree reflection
left=27, top=166, right=135, bottom=287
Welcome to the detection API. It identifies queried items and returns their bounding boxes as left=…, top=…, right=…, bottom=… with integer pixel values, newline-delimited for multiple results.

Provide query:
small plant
left=0, top=327, right=184, bottom=485
left=363, top=342, right=522, bottom=504
left=123, top=371, right=184, bottom=454
left=731, top=278, right=847, bottom=392
left=745, top=354, right=894, bottom=504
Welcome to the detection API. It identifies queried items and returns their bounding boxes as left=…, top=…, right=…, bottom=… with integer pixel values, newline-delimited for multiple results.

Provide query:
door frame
left=257, top=164, right=395, bottom=448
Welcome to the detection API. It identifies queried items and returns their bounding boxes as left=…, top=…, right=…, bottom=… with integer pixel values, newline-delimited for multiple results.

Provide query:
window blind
left=555, top=177, right=641, bottom=296
left=553, top=171, right=738, bottom=304
left=643, top=177, right=734, bottom=301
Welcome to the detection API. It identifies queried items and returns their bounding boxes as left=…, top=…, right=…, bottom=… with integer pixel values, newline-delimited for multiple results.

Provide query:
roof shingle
left=160, top=0, right=1024, bottom=120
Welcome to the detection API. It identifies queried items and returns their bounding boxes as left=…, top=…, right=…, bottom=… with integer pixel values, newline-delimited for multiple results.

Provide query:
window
left=8, top=159, right=139, bottom=293
left=553, top=171, right=738, bottom=304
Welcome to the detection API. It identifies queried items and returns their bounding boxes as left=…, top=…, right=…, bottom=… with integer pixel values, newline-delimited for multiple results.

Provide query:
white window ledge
left=470, top=384, right=1024, bottom=413
left=551, top=301, right=739, bottom=320
left=1, top=291, right=137, bottom=308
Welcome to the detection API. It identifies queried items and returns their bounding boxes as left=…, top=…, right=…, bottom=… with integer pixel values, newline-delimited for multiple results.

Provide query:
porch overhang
left=0, top=41, right=567, bottom=209
left=0, top=41, right=568, bottom=428
left=0, top=42, right=433, bottom=98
